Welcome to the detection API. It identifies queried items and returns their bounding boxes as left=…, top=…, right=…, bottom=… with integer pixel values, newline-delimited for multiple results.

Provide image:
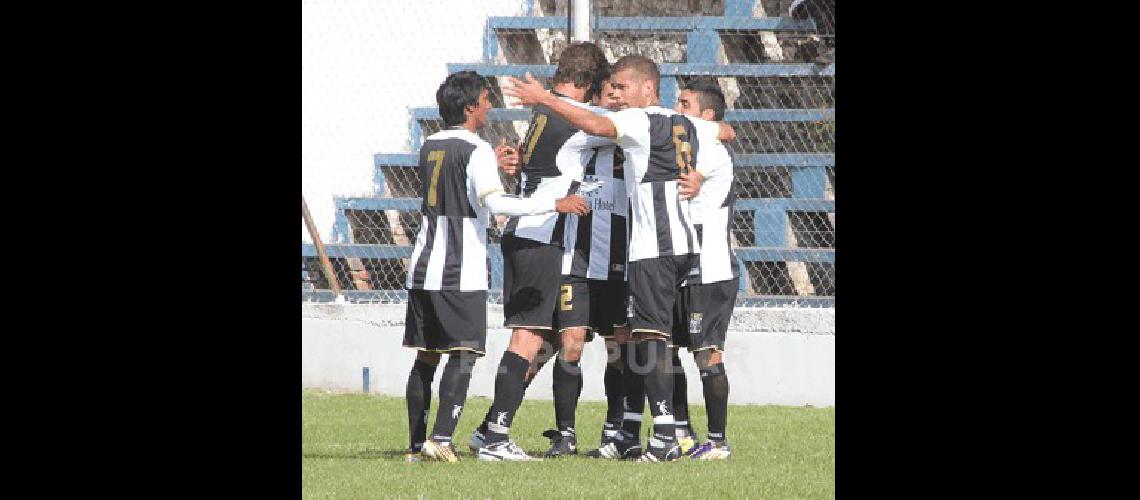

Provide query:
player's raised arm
left=503, top=73, right=617, bottom=139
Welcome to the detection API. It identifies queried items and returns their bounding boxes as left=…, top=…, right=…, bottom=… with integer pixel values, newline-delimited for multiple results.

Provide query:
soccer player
left=402, top=70, right=588, bottom=463
left=503, top=55, right=728, bottom=462
left=671, top=78, right=738, bottom=460
left=530, top=76, right=636, bottom=458
left=471, top=42, right=613, bottom=461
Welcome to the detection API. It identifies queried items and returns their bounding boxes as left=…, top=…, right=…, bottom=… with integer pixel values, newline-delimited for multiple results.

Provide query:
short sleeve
left=689, top=117, right=726, bottom=177
left=607, top=108, right=650, bottom=150
left=467, top=143, right=505, bottom=205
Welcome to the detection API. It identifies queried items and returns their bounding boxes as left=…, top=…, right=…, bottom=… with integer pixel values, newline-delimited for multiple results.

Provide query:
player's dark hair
left=436, top=70, right=487, bottom=127
left=682, top=78, right=727, bottom=121
left=612, top=55, right=660, bottom=98
left=553, top=42, right=610, bottom=100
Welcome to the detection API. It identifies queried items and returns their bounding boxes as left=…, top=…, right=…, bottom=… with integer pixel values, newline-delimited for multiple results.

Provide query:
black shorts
left=556, top=276, right=629, bottom=341
left=626, top=254, right=696, bottom=337
left=502, top=234, right=563, bottom=330
left=403, top=289, right=487, bottom=355
left=672, top=279, right=738, bottom=352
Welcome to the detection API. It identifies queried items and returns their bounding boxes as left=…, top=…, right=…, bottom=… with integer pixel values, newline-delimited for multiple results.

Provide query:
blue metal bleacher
left=310, top=1, right=834, bottom=306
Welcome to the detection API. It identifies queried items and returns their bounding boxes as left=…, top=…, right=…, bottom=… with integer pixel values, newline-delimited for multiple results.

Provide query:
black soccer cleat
left=541, top=429, right=578, bottom=458
left=637, top=441, right=681, bottom=462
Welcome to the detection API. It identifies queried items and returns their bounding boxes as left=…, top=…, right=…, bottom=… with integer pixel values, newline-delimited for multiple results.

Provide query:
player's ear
left=701, top=109, right=717, bottom=121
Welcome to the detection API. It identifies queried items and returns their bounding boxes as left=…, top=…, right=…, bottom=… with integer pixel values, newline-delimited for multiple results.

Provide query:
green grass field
left=302, top=389, right=833, bottom=499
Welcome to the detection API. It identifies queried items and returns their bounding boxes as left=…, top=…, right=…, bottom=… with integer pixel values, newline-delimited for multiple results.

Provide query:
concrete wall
left=302, top=303, right=834, bottom=407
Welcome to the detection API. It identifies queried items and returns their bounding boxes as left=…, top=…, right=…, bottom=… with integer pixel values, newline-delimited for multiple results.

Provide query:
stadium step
left=372, top=152, right=832, bottom=197
left=332, top=195, right=832, bottom=249
left=450, top=62, right=832, bottom=111
left=301, top=242, right=833, bottom=302
left=450, top=62, right=833, bottom=78
left=483, top=15, right=819, bottom=63
left=406, top=106, right=833, bottom=150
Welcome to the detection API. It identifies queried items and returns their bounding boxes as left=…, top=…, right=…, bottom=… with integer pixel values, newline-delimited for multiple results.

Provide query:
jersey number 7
left=426, top=150, right=445, bottom=207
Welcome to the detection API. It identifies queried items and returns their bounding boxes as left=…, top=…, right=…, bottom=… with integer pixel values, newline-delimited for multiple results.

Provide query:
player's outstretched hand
left=678, top=170, right=704, bottom=200
left=555, top=194, right=590, bottom=215
left=495, top=137, right=520, bottom=176
left=502, top=72, right=547, bottom=106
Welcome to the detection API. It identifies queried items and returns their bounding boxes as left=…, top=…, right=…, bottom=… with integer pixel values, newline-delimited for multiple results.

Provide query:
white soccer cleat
left=690, top=441, right=732, bottom=460
left=477, top=440, right=543, bottom=461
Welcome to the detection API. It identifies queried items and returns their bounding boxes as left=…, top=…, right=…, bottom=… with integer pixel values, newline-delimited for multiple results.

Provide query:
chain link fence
left=302, top=0, right=834, bottom=306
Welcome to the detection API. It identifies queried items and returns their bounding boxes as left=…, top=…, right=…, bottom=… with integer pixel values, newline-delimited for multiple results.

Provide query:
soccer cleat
left=420, top=439, right=459, bottom=462
left=637, top=442, right=682, bottom=462
left=468, top=429, right=486, bottom=453
left=677, top=436, right=697, bottom=456
left=595, top=430, right=642, bottom=459
left=403, top=450, right=422, bottom=463
left=541, top=429, right=578, bottom=458
left=477, top=440, right=543, bottom=461
left=585, top=432, right=619, bottom=458
left=689, top=440, right=732, bottom=460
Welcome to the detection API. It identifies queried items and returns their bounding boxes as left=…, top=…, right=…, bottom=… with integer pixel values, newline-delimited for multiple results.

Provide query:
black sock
left=552, top=358, right=582, bottom=437
left=603, top=362, right=624, bottom=436
left=672, top=352, right=693, bottom=438
left=405, top=359, right=437, bottom=451
left=639, top=340, right=676, bottom=449
left=483, top=350, right=530, bottom=444
left=701, top=362, right=729, bottom=443
left=477, top=368, right=535, bottom=436
left=620, top=342, right=646, bottom=438
left=430, top=353, right=477, bottom=445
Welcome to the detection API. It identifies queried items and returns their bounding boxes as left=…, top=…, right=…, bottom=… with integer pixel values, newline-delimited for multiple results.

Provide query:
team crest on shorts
left=689, top=313, right=703, bottom=334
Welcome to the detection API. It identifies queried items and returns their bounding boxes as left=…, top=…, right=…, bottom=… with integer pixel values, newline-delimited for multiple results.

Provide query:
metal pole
left=570, top=0, right=591, bottom=42
left=301, top=194, right=343, bottom=299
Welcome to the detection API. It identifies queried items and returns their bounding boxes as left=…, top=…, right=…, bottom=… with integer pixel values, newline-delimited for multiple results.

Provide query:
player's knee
left=695, top=349, right=722, bottom=369
left=604, top=340, right=622, bottom=367
left=416, top=351, right=442, bottom=366
left=508, top=328, right=547, bottom=361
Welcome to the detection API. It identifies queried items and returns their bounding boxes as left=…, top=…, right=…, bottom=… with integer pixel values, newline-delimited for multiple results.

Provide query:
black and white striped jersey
left=608, top=106, right=711, bottom=262
left=684, top=135, right=740, bottom=286
left=561, top=145, right=628, bottom=280
left=406, top=128, right=558, bottom=291
left=503, top=94, right=614, bottom=246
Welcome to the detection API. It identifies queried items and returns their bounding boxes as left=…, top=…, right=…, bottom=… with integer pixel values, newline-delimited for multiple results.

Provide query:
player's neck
left=456, top=121, right=478, bottom=133
left=552, top=82, right=588, bottom=103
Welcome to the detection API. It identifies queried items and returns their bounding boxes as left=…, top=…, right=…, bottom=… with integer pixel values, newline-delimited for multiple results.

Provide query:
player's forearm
left=482, top=191, right=556, bottom=216
left=536, top=91, right=617, bottom=138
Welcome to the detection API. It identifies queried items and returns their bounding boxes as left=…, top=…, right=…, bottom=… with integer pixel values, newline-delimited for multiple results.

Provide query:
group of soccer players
left=400, top=41, right=739, bottom=464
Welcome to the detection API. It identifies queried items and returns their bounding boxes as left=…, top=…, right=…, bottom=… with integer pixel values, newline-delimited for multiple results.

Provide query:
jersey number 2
left=426, top=150, right=445, bottom=207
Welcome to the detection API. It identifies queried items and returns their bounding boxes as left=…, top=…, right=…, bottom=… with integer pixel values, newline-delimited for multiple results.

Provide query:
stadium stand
left=302, top=0, right=834, bottom=307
